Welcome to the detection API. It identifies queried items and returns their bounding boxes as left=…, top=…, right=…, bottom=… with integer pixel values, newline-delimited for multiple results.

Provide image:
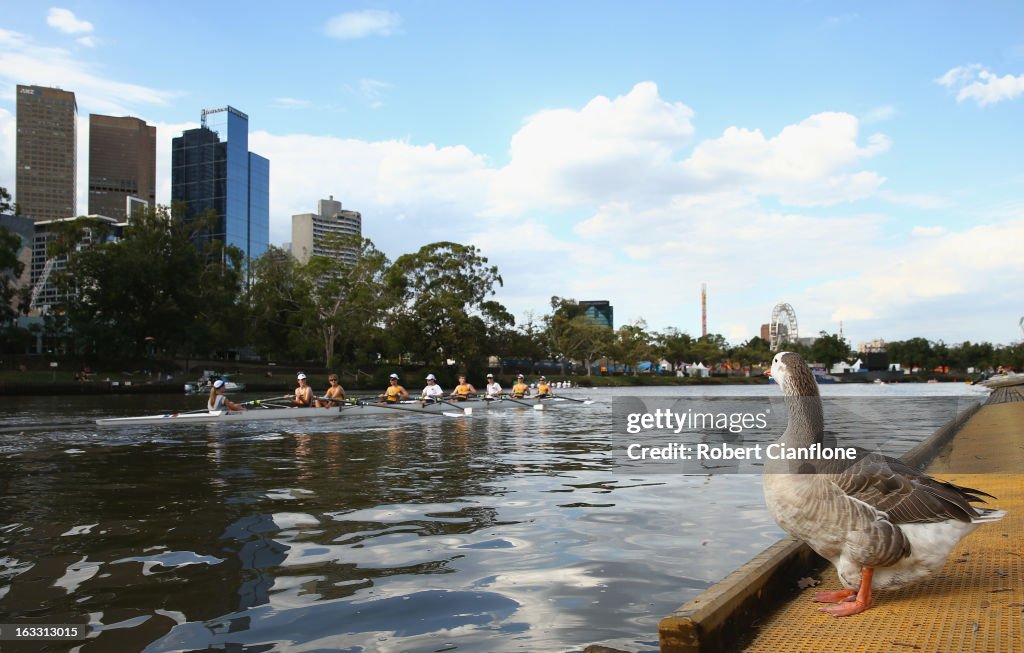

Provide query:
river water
left=0, top=383, right=988, bottom=652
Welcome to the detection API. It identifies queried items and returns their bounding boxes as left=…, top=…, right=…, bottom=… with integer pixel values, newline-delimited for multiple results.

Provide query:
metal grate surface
left=742, top=475, right=1021, bottom=653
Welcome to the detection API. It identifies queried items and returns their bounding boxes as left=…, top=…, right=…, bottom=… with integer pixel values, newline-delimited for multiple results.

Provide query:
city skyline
left=1, top=3, right=1022, bottom=345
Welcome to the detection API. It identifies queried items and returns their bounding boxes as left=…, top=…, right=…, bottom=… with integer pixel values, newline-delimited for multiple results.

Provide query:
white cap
left=213, top=379, right=226, bottom=389
left=297, top=373, right=307, bottom=380
left=517, top=374, right=524, bottom=378
left=426, top=374, right=437, bottom=380
left=389, top=373, right=399, bottom=379
left=486, top=374, right=494, bottom=378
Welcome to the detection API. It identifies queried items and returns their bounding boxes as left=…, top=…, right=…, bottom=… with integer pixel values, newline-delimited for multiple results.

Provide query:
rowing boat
left=95, top=395, right=590, bottom=426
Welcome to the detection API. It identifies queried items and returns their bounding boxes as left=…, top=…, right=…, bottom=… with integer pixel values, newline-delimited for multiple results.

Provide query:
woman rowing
left=510, top=374, right=530, bottom=398
left=208, top=379, right=244, bottom=413
left=535, top=375, right=554, bottom=398
left=287, top=372, right=315, bottom=407
left=449, top=375, right=478, bottom=401
left=317, top=374, right=346, bottom=407
left=378, top=373, right=410, bottom=404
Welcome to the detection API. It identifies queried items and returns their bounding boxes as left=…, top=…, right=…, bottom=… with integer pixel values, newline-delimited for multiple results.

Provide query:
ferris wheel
left=769, top=303, right=799, bottom=351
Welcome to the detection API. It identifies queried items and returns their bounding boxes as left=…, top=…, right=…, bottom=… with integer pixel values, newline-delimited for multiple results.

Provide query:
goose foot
left=813, top=589, right=855, bottom=603
left=818, top=567, right=874, bottom=617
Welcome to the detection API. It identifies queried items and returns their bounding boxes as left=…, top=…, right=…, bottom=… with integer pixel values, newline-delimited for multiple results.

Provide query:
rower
left=209, top=379, right=244, bottom=413
left=536, top=375, right=553, bottom=398
left=379, top=373, right=410, bottom=404
left=317, top=373, right=346, bottom=407
left=449, top=375, right=478, bottom=401
left=510, top=374, right=530, bottom=398
left=287, top=372, right=314, bottom=407
left=421, top=373, right=445, bottom=403
left=484, top=373, right=502, bottom=399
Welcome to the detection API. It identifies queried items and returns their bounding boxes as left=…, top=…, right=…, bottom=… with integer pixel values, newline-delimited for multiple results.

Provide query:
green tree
left=655, top=328, right=695, bottom=365
left=809, top=332, right=851, bottom=370
left=886, top=337, right=935, bottom=371
left=302, top=235, right=394, bottom=367
left=56, top=205, right=244, bottom=357
left=543, top=297, right=617, bottom=375
left=387, top=242, right=503, bottom=369
left=608, top=320, right=654, bottom=374
left=730, top=336, right=773, bottom=368
left=247, top=246, right=314, bottom=361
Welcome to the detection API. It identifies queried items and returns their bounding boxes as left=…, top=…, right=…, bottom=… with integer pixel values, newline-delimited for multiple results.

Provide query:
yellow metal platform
left=741, top=399, right=1024, bottom=653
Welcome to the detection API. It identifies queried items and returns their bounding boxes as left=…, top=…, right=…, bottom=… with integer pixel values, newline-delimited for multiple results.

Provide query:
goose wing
left=821, top=451, right=987, bottom=524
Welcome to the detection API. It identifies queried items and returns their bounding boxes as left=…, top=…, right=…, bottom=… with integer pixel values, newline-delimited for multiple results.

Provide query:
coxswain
left=208, top=379, right=244, bottom=413
left=421, top=373, right=445, bottom=403
left=484, top=373, right=502, bottom=399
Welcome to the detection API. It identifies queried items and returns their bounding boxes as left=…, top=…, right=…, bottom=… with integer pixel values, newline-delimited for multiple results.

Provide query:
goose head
left=771, top=351, right=819, bottom=398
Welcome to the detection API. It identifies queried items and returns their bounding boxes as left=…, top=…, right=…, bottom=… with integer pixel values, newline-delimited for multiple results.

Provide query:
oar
left=240, top=396, right=292, bottom=407
left=502, top=395, right=545, bottom=410
left=361, top=400, right=469, bottom=418
left=438, top=398, right=472, bottom=415
left=549, top=395, right=594, bottom=405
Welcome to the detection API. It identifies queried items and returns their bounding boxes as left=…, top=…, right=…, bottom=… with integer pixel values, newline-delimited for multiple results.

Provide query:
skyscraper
left=579, top=300, right=614, bottom=329
left=170, top=106, right=269, bottom=268
left=15, top=85, right=77, bottom=221
left=88, top=114, right=156, bottom=221
left=291, top=196, right=362, bottom=265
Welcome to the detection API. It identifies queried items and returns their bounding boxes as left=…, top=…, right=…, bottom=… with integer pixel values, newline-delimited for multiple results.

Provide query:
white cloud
left=861, top=105, right=896, bottom=124
left=911, top=225, right=946, bottom=237
left=812, top=220, right=1024, bottom=334
left=357, top=79, right=392, bottom=109
left=491, top=82, right=696, bottom=213
left=879, top=190, right=951, bottom=210
left=325, top=10, right=401, bottom=40
left=682, top=112, right=890, bottom=206
left=272, top=97, right=312, bottom=109
left=0, top=29, right=179, bottom=115
left=47, top=8, right=94, bottom=34
left=76, top=36, right=96, bottom=48
left=936, top=64, right=1024, bottom=106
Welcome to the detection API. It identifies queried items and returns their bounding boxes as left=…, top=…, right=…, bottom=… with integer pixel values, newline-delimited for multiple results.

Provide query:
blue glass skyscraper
left=171, top=106, right=269, bottom=270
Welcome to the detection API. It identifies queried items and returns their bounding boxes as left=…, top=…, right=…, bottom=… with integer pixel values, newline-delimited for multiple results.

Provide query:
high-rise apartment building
left=88, top=114, right=156, bottom=221
left=170, top=106, right=269, bottom=268
left=291, top=196, right=362, bottom=265
left=15, top=85, right=77, bottom=221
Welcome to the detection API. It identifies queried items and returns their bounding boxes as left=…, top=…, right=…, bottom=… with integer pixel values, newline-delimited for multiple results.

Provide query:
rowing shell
left=95, top=396, right=589, bottom=426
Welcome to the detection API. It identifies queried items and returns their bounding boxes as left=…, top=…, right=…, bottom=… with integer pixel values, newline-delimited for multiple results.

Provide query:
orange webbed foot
left=819, top=598, right=872, bottom=616
left=813, top=589, right=855, bottom=603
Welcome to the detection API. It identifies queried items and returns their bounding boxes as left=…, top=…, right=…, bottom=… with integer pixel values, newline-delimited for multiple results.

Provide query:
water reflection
left=0, top=385, right=986, bottom=652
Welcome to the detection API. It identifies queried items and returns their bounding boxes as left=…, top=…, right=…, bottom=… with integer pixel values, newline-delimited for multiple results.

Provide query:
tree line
left=1, top=198, right=1022, bottom=375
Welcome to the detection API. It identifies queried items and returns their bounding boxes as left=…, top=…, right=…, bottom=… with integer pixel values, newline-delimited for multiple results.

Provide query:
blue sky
left=2, top=2, right=1023, bottom=346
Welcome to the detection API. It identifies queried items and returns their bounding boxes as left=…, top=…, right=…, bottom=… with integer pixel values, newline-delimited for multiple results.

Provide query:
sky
left=1, top=2, right=1023, bottom=347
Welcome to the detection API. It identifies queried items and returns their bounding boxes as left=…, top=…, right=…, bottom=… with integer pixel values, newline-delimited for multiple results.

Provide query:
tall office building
left=291, top=196, right=362, bottom=265
left=88, top=114, right=156, bottom=221
left=171, top=106, right=269, bottom=268
left=579, top=300, right=614, bottom=329
left=15, top=85, right=77, bottom=221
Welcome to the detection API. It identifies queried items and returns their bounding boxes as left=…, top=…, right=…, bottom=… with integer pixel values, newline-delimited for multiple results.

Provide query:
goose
left=763, top=351, right=1005, bottom=616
